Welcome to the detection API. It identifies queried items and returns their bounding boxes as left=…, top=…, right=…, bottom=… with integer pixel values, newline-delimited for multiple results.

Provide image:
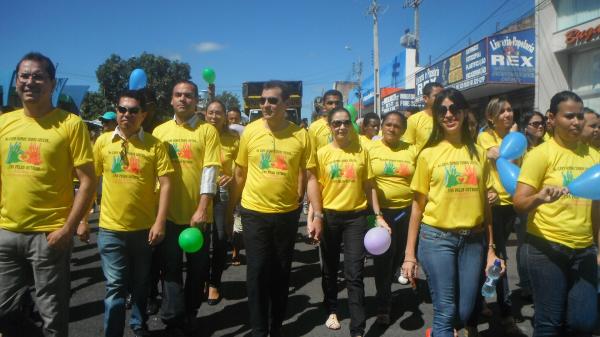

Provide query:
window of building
left=571, top=48, right=600, bottom=111
left=556, top=0, right=600, bottom=31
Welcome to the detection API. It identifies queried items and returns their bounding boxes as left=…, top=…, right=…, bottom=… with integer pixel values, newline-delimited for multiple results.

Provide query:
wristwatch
left=313, top=212, right=324, bottom=219
left=488, top=243, right=497, bottom=250
left=374, top=211, right=384, bottom=217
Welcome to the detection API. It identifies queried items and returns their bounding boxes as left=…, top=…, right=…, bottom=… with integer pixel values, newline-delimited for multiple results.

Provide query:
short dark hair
left=362, top=112, right=380, bottom=127
left=322, top=89, right=343, bottom=102
left=583, top=107, right=597, bottom=115
left=16, top=52, right=56, bottom=81
left=423, top=82, right=443, bottom=97
left=118, top=90, right=146, bottom=110
left=263, top=80, right=290, bottom=101
left=549, top=91, right=583, bottom=114
left=174, top=80, right=199, bottom=98
left=228, top=106, right=241, bottom=115
left=327, top=107, right=351, bottom=125
left=207, top=99, right=226, bottom=112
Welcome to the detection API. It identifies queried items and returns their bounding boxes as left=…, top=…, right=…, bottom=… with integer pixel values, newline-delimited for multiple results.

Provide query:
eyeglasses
left=17, top=72, right=48, bottom=83
left=528, top=121, right=545, bottom=128
left=438, top=104, right=464, bottom=116
left=120, top=140, right=129, bottom=166
left=117, top=105, right=141, bottom=114
left=331, top=119, right=352, bottom=128
left=259, top=97, right=280, bottom=105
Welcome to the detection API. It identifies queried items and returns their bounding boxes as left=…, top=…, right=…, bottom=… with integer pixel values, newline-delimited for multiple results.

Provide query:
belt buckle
left=457, top=229, right=471, bottom=236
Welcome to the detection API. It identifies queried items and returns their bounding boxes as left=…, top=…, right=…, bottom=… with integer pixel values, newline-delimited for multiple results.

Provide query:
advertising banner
left=488, top=29, right=535, bottom=84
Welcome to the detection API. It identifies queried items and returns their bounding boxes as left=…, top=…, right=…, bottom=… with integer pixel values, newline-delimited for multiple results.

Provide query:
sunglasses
left=438, top=104, right=464, bottom=116
left=331, top=119, right=352, bottom=128
left=117, top=105, right=141, bottom=114
left=259, top=97, right=280, bottom=105
left=528, top=121, right=545, bottom=128
left=120, top=140, right=129, bottom=166
left=17, top=72, right=48, bottom=83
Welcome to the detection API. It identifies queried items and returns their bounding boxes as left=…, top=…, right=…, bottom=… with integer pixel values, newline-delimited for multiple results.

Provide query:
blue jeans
left=418, top=224, right=485, bottom=337
left=526, top=234, right=598, bottom=337
left=97, top=228, right=152, bottom=337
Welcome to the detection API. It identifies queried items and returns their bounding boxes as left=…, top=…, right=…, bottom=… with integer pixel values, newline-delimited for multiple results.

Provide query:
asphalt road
left=65, top=212, right=550, bottom=337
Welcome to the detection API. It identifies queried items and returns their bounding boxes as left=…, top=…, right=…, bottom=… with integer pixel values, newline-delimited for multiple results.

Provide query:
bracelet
left=404, top=259, right=417, bottom=263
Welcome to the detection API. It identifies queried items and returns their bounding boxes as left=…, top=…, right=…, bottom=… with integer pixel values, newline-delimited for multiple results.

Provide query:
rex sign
left=488, top=29, right=535, bottom=84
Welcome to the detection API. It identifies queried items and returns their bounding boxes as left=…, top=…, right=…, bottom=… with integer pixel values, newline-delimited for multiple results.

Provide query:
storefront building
left=536, top=0, right=600, bottom=112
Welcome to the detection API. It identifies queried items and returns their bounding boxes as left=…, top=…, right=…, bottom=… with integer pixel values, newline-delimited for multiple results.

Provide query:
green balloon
left=367, top=215, right=376, bottom=227
left=202, top=68, right=216, bottom=84
left=345, top=104, right=358, bottom=121
left=178, top=227, right=204, bottom=253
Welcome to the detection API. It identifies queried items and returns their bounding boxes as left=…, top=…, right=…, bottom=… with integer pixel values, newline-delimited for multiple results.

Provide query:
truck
left=242, top=81, right=302, bottom=124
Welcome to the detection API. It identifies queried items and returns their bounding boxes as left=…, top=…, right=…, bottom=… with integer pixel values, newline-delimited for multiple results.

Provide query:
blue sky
left=0, top=0, right=533, bottom=118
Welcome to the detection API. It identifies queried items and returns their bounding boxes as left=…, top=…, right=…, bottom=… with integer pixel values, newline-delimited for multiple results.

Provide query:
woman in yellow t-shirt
left=514, top=91, right=600, bottom=336
left=205, top=100, right=240, bottom=305
left=317, top=107, right=390, bottom=337
left=368, top=111, right=417, bottom=325
left=476, top=97, right=521, bottom=332
left=401, top=88, right=503, bottom=337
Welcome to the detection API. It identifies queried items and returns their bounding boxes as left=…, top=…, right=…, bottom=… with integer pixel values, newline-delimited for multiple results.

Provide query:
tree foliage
left=95, top=53, right=191, bottom=122
left=80, top=91, right=113, bottom=120
left=215, top=90, right=241, bottom=111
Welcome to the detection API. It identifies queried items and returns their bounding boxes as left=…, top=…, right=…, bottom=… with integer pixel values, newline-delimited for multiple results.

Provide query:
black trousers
left=373, top=207, right=411, bottom=311
left=241, top=206, right=301, bottom=337
left=320, top=210, right=367, bottom=337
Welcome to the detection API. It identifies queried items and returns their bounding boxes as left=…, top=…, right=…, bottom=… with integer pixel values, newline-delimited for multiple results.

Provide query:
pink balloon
left=364, top=227, right=391, bottom=255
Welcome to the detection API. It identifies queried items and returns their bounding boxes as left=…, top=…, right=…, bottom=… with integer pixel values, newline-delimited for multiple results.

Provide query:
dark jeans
left=209, top=198, right=229, bottom=288
left=526, top=235, right=598, bottom=337
left=418, top=224, right=485, bottom=337
left=373, top=207, right=411, bottom=311
left=241, top=206, right=301, bottom=337
left=97, top=228, right=151, bottom=337
left=491, top=204, right=515, bottom=317
left=157, top=222, right=210, bottom=327
left=515, top=212, right=530, bottom=291
left=320, top=210, right=367, bottom=337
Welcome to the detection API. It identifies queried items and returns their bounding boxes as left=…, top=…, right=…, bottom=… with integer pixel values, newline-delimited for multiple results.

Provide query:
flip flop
left=325, top=313, right=341, bottom=330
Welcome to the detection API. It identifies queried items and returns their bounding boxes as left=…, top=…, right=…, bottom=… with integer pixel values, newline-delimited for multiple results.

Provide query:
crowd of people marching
left=0, top=52, right=599, bottom=337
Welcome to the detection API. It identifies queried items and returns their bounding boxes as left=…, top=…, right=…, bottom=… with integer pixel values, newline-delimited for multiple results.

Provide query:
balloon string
left=394, top=211, right=406, bottom=222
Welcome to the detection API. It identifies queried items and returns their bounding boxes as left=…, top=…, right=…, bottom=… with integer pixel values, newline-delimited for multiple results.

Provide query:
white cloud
left=193, top=42, right=225, bottom=53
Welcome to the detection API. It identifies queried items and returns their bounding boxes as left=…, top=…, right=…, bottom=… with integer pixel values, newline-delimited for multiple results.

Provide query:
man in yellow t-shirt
left=308, top=89, right=343, bottom=153
left=0, top=53, right=96, bottom=336
left=359, top=112, right=381, bottom=151
left=230, top=81, right=323, bottom=337
left=152, top=81, right=221, bottom=334
left=402, top=82, right=444, bottom=151
left=94, top=90, right=173, bottom=337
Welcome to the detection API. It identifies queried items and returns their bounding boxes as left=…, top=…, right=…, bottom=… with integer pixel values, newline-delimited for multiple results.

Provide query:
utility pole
left=352, top=59, right=363, bottom=117
left=403, top=0, right=422, bottom=66
left=368, top=0, right=382, bottom=117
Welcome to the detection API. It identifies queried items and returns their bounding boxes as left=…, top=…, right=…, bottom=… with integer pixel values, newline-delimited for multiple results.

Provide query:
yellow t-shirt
left=411, top=141, right=491, bottom=229
left=308, top=117, right=332, bottom=154
left=152, top=120, right=221, bottom=225
left=518, top=138, right=600, bottom=248
left=219, top=129, right=240, bottom=177
left=369, top=139, right=417, bottom=209
left=402, top=110, right=433, bottom=152
left=0, top=109, right=93, bottom=232
left=318, top=142, right=373, bottom=211
left=477, top=129, right=512, bottom=205
left=94, top=131, right=174, bottom=231
left=236, top=119, right=315, bottom=213
left=359, top=134, right=374, bottom=151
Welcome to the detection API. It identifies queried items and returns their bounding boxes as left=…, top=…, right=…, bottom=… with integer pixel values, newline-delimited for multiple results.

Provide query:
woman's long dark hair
left=422, top=88, right=479, bottom=160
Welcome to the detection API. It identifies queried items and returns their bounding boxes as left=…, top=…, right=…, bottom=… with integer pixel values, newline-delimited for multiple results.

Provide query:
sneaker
left=325, top=313, right=341, bottom=330
left=463, top=326, right=479, bottom=337
left=502, top=316, right=524, bottom=336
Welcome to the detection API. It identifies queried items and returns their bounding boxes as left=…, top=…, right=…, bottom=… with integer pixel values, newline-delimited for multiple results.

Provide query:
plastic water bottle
left=398, top=271, right=409, bottom=285
left=481, top=259, right=502, bottom=298
left=219, top=185, right=229, bottom=202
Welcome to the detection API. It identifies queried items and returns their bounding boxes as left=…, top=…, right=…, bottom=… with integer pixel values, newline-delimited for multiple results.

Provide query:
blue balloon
left=496, top=157, right=520, bottom=196
left=499, top=132, right=527, bottom=160
left=567, top=164, right=600, bottom=200
left=128, top=68, right=148, bottom=90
